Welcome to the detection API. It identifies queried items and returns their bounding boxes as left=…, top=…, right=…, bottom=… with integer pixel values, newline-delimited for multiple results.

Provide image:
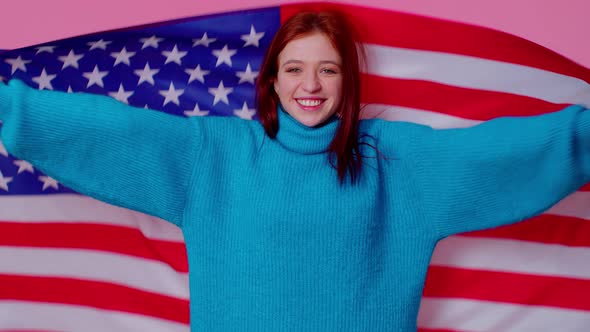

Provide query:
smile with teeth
left=296, top=99, right=324, bottom=107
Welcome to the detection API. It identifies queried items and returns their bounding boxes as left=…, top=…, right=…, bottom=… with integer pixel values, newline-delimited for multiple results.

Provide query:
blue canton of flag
left=0, top=7, right=281, bottom=196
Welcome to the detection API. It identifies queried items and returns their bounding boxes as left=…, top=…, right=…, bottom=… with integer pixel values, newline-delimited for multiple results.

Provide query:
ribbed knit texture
left=1, top=79, right=589, bottom=331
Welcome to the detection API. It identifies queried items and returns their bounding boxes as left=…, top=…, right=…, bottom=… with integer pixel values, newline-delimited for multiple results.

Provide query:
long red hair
left=256, top=10, right=366, bottom=184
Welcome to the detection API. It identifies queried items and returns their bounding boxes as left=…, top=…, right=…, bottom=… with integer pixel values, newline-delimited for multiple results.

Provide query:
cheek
left=275, top=85, right=287, bottom=103
left=276, top=80, right=297, bottom=100
left=330, top=80, right=343, bottom=100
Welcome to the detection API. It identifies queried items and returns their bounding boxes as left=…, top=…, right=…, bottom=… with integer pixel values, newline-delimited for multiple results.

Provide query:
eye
left=321, top=68, right=338, bottom=74
left=285, top=67, right=301, bottom=73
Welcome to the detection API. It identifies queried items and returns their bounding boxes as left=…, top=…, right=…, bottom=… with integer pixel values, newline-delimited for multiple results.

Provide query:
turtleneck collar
left=274, top=105, right=339, bottom=155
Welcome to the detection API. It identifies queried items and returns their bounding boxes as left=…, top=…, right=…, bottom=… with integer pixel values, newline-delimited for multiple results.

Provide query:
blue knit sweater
left=1, top=79, right=589, bottom=331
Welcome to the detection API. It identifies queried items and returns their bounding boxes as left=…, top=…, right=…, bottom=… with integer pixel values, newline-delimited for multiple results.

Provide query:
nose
left=302, top=71, right=321, bottom=93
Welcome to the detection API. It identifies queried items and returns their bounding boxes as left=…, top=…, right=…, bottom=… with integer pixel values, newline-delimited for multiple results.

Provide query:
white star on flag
left=0, top=173, right=13, bottom=192
left=67, top=86, right=74, bottom=93
left=159, top=82, right=184, bottom=106
left=111, top=47, right=136, bottom=66
left=212, top=45, right=237, bottom=67
left=83, top=65, right=109, bottom=88
left=5, top=56, right=31, bottom=74
left=140, top=35, right=164, bottom=49
left=208, top=81, right=233, bottom=105
left=184, top=103, right=209, bottom=117
left=236, top=63, right=259, bottom=84
left=13, top=160, right=34, bottom=174
left=185, top=65, right=210, bottom=84
left=35, top=46, right=57, bottom=54
left=163, top=45, right=188, bottom=65
left=241, top=25, right=265, bottom=47
left=134, top=63, right=159, bottom=86
left=39, top=176, right=59, bottom=191
left=32, top=68, right=57, bottom=90
left=88, top=39, right=112, bottom=50
left=58, top=50, right=84, bottom=69
left=184, top=103, right=209, bottom=116
left=234, top=102, right=256, bottom=120
left=193, top=32, right=216, bottom=47
left=109, top=84, right=134, bottom=104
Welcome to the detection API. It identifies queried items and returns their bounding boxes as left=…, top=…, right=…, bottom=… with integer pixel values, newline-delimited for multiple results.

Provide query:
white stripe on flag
left=431, top=236, right=590, bottom=280
left=364, top=43, right=590, bottom=105
left=0, top=188, right=586, bottom=230
left=418, top=297, right=590, bottom=332
left=0, top=193, right=184, bottom=242
left=361, top=103, right=483, bottom=128
left=0, top=246, right=189, bottom=299
left=547, top=190, right=590, bottom=219
left=0, top=300, right=189, bottom=332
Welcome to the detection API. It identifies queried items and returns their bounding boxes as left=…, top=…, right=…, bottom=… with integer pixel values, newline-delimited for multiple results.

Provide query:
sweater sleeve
left=413, top=104, right=590, bottom=238
left=0, top=79, right=201, bottom=227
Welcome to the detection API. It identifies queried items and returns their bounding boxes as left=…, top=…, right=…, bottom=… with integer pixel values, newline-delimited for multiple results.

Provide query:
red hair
left=256, top=10, right=366, bottom=184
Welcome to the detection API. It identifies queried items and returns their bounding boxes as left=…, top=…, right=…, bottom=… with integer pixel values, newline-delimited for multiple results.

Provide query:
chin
left=296, top=118, right=318, bottom=127
left=296, top=115, right=325, bottom=127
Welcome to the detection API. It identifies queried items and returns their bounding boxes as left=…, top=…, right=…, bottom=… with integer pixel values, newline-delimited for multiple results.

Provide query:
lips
left=296, top=98, right=325, bottom=110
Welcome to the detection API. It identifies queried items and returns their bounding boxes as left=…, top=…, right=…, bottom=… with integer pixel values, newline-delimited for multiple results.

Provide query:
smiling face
left=273, top=32, right=343, bottom=127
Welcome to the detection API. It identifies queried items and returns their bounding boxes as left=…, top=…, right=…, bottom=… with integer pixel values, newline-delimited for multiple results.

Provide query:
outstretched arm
left=415, top=105, right=590, bottom=238
left=0, top=79, right=202, bottom=227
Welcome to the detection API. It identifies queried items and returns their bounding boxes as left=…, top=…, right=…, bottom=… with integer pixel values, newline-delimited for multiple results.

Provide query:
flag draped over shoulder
left=0, top=2, right=589, bottom=331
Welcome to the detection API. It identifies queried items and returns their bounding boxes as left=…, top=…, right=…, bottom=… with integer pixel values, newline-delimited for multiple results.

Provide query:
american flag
left=0, top=2, right=589, bottom=331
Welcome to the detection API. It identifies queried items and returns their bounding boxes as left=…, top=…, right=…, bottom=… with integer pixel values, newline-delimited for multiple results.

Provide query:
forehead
left=278, top=33, right=341, bottom=64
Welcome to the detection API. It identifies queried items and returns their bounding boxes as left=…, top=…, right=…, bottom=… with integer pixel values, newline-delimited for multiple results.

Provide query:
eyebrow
left=281, top=59, right=342, bottom=67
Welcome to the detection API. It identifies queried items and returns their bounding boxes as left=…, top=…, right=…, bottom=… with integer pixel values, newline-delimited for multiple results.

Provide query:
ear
left=273, top=80, right=279, bottom=93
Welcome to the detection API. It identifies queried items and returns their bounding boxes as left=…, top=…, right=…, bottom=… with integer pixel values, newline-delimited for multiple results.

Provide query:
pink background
left=1, top=0, right=588, bottom=67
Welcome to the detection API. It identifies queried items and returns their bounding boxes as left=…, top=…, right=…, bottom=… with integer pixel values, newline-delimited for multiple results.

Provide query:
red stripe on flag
left=362, top=75, right=568, bottom=120
left=281, top=3, right=590, bottom=83
left=0, top=222, right=188, bottom=272
left=463, top=214, right=590, bottom=247
left=424, top=266, right=590, bottom=311
left=0, top=274, right=189, bottom=324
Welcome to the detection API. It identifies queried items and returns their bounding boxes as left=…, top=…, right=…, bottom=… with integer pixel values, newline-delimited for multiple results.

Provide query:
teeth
left=298, top=99, right=322, bottom=107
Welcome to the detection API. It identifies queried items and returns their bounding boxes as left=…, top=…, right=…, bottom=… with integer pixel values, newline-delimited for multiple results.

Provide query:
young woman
left=0, top=10, right=588, bottom=331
